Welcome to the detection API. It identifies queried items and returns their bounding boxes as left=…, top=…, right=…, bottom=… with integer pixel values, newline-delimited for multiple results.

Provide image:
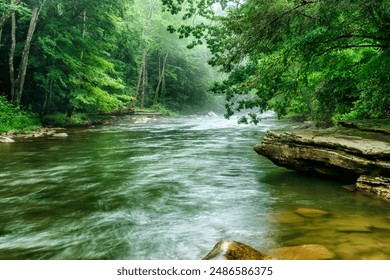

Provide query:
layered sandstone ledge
left=254, top=123, right=390, bottom=202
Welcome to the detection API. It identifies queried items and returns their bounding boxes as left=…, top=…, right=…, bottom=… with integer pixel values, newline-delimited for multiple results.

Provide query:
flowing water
left=0, top=115, right=389, bottom=260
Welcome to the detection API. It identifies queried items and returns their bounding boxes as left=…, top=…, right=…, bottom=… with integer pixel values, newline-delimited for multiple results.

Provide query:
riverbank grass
left=0, top=96, right=41, bottom=133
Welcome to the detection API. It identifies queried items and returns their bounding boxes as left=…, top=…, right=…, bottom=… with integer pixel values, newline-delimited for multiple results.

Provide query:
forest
left=0, top=0, right=389, bottom=131
left=0, top=0, right=220, bottom=131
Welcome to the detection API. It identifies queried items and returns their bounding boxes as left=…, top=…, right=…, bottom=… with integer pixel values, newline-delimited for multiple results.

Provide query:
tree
left=153, top=52, right=168, bottom=105
left=30, top=0, right=129, bottom=115
left=0, top=0, right=218, bottom=121
left=0, top=0, right=18, bottom=44
left=133, top=0, right=216, bottom=111
left=9, top=0, right=45, bottom=105
left=163, top=0, right=390, bottom=124
left=135, top=0, right=158, bottom=109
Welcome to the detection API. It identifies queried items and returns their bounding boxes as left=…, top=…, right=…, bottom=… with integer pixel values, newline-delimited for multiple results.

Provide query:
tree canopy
left=0, top=0, right=218, bottom=128
left=0, top=0, right=388, bottom=129
left=163, top=0, right=390, bottom=125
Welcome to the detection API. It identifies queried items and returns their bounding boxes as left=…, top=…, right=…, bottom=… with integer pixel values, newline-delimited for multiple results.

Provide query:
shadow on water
left=0, top=115, right=389, bottom=260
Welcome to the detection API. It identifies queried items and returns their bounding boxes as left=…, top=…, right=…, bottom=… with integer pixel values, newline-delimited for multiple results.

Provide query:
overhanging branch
left=316, top=44, right=388, bottom=56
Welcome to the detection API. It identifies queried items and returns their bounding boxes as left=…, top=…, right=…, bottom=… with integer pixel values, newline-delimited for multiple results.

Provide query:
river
left=0, top=114, right=389, bottom=260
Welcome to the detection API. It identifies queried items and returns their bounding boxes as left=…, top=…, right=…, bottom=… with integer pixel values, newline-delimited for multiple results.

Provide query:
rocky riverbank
left=254, top=121, right=390, bottom=202
left=0, top=127, right=68, bottom=143
left=0, top=111, right=164, bottom=143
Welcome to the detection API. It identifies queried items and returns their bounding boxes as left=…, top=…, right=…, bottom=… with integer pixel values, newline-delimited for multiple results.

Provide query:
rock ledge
left=254, top=126, right=390, bottom=201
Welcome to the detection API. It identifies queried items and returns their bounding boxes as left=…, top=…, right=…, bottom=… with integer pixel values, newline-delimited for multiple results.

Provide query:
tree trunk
left=136, top=48, right=147, bottom=107
left=135, top=0, right=157, bottom=109
left=42, top=78, right=53, bottom=114
left=80, top=10, right=87, bottom=60
left=161, top=68, right=166, bottom=100
left=140, top=56, right=148, bottom=109
left=153, top=53, right=168, bottom=105
left=13, top=5, right=42, bottom=104
left=9, top=12, right=16, bottom=101
left=1, top=0, right=22, bottom=47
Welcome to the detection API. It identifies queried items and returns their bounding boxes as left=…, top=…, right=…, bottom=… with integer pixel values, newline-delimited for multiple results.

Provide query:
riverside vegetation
left=0, top=0, right=389, bottom=132
left=0, top=0, right=223, bottom=133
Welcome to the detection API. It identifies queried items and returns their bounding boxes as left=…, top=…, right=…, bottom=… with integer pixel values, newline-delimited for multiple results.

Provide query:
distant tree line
left=0, top=0, right=217, bottom=123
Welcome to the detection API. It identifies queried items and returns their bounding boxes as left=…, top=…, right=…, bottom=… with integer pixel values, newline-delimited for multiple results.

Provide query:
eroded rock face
left=356, top=176, right=390, bottom=202
left=254, top=127, right=390, bottom=180
left=254, top=126, right=390, bottom=201
left=203, top=240, right=268, bottom=260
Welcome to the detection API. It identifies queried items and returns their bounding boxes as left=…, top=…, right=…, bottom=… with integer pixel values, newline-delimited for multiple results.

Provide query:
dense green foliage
left=1, top=0, right=388, bottom=130
left=0, top=96, right=40, bottom=132
left=163, top=0, right=390, bottom=125
left=0, top=0, right=217, bottom=131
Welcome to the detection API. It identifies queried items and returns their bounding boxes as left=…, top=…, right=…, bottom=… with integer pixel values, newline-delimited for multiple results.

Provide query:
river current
left=0, top=115, right=389, bottom=259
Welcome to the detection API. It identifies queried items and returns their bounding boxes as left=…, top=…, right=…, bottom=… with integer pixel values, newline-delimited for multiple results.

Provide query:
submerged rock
left=270, top=244, right=335, bottom=260
left=203, top=240, right=268, bottom=260
left=295, top=208, right=329, bottom=218
left=342, top=184, right=357, bottom=192
left=272, top=212, right=306, bottom=224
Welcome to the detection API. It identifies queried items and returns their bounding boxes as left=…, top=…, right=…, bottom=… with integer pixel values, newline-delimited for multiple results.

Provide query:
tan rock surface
left=203, top=240, right=268, bottom=260
left=270, top=244, right=335, bottom=260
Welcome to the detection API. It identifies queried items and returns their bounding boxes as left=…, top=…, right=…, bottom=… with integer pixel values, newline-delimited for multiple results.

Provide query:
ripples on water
left=0, top=115, right=389, bottom=259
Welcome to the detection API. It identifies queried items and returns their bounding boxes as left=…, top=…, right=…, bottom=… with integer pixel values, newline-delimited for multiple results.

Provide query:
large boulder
left=254, top=127, right=390, bottom=180
left=203, top=240, right=268, bottom=260
left=203, top=240, right=336, bottom=260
